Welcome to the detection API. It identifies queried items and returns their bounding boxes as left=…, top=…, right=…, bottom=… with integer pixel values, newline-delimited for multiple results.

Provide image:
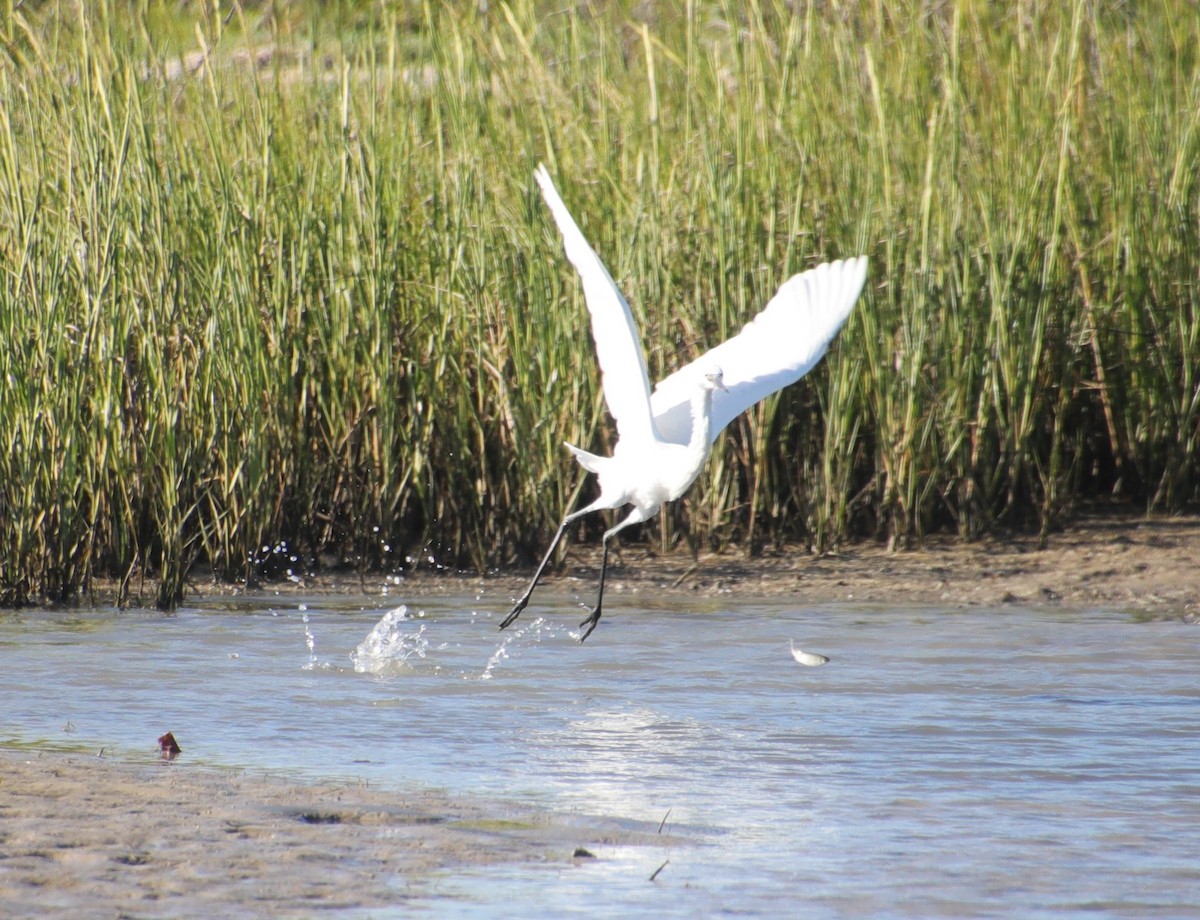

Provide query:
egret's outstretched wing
left=650, top=256, right=868, bottom=445
left=535, top=165, right=657, bottom=446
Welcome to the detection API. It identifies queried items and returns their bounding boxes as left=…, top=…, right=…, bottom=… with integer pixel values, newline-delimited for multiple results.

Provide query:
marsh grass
left=0, top=0, right=1197, bottom=605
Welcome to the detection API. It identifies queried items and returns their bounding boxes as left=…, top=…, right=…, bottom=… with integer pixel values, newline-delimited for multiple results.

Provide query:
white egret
left=501, top=164, right=868, bottom=641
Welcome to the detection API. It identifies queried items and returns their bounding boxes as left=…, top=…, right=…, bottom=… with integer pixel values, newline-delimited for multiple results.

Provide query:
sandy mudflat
left=0, top=748, right=674, bottom=918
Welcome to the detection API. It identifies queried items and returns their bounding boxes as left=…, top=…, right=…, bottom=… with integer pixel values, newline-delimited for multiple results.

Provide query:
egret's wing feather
left=535, top=165, right=656, bottom=445
left=650, top=256, right=867, bottom=445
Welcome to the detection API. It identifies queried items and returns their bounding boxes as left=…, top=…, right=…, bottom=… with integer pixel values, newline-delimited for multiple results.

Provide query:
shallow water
left=2, top=593, right=1198, bottom=917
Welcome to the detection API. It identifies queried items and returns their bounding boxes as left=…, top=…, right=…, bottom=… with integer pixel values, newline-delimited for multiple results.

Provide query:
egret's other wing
left=650, top=256, right=867, bottom=445
left=535, top=165, right=656, bottom=446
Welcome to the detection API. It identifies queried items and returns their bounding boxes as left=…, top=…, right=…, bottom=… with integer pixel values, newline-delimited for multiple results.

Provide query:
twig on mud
left=671, top=564, right=698, bottom=588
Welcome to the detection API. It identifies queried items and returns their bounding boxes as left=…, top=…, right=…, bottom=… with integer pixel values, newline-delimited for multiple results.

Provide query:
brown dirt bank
left=0, top=748, right=679, bottom=918
left=197, top=513, right=1200, bottom=621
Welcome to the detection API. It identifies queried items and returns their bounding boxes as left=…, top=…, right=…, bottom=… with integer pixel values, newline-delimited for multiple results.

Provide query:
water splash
left=248, top=538, right=307, bottom=582
left=301, top=608, right=317, bottom=666
left=351, top=605, right=443, bottom=675
left=479, top=616, right=548, bottom=680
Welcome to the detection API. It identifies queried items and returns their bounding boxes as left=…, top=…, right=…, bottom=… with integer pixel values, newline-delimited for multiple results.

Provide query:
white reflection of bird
left=501, top=165, right=868, bottom=641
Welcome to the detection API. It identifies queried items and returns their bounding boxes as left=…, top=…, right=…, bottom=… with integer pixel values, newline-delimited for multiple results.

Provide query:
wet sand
left=0, top=748, right=675, bottom=918
left=3, top=514, right=1197, bottom=916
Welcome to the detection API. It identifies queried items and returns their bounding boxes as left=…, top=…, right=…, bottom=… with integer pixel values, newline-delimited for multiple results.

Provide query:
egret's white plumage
left=651, top=258, right=868, bottom=445
left=500, top=165, right=867, bottom=641
left=534, top=165, right=656, bottom=446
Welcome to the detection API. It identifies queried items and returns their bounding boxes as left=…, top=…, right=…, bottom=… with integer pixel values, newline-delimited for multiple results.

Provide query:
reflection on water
left=2, top=597, right=1198, bottom=917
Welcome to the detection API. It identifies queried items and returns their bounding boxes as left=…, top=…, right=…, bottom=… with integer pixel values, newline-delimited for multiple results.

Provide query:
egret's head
left=702, top=367, right=727, bottom=392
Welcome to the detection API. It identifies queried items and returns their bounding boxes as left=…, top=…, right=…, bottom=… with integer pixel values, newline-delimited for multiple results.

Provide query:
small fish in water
left=790, top=640, right=830, bottom=667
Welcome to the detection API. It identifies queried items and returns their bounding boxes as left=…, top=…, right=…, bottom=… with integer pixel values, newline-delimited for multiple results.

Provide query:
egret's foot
left=577, top=606, right=602, bottom=642
left=499, top=598, right=528, bottom=631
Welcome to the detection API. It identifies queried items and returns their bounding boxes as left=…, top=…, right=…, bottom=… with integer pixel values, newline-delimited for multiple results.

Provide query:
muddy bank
left=0, top=748, right=676, bottom=918
left=225, top=513, right=1200, bottom=621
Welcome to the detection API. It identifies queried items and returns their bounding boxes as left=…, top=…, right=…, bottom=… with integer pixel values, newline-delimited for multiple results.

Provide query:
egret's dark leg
left=500, top=508, right=589, bottom=631
left=576, top=509, right=649, bottom=642
left=576, top=536, right=610, bottom=642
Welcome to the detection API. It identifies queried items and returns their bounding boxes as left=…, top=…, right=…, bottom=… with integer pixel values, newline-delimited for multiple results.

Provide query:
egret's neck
left=659, top=383, right=718, bottom=502
left=687, top=385, right=716, bottom=457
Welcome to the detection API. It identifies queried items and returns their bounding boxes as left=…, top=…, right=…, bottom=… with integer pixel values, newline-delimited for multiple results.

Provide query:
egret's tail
left=564, top=441, right=606, bottom=474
